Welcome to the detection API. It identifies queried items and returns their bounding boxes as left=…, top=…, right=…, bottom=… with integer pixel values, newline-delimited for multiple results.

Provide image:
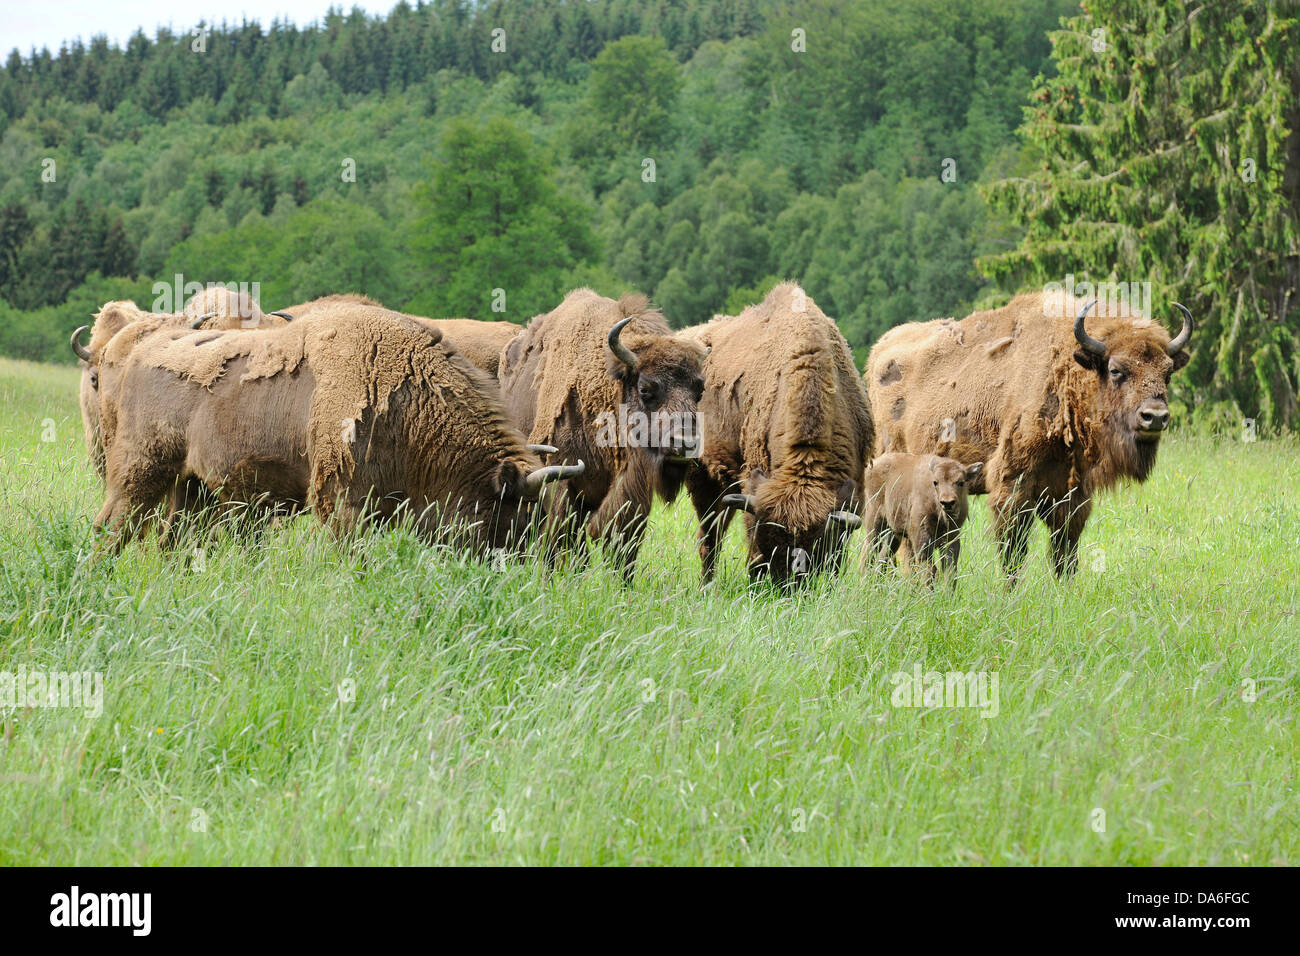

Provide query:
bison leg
left=1043, top=492, right=1091, bottom=579
left=858, top=515, right=898, bottom=573
left=686, top=472, right=736, bottom=583
left=909, top=520, right=939, bottom=586
left=588, top=471, right=653, bottom=583
left=936, top=529, right=962, bottom=584
left=992, top=505, right=1035, bottom=586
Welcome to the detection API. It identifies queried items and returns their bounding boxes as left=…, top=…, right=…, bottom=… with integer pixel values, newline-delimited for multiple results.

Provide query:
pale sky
left=2, top=1, right=399, bottom=57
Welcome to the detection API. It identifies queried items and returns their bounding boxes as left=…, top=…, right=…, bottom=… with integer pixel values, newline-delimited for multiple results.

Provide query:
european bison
left=90, top=304, right=582, bottom=555
left=277, top=294, right=520, bottom=376
left=497, top=288, right=707, bottom=580
left=866, top=292, right=1193, bottom=580
left=72, top=295, right=290, bottom=476
left=859, top=452, right=982, bottom=583
left=682, top=283, right=873, bottom=586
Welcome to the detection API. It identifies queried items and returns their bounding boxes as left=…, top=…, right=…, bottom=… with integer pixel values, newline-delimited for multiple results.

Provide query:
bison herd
left=70, top=281, right=1193, bottom=588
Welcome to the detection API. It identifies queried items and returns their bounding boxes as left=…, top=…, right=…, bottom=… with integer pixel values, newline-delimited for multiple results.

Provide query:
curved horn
left=720, top=493, right=756, bottom=514
left=70, top=325, right=91, bottom=362
left=189, top=311, right=218, bottom=330
left=521, top=458, right=585, bottom=497
left=827, top=510, right=863, bottom=530
left=1167, top=302, right=1193, bottom=354
left=1073, top=299, right=1105, bottom=357
left=607, top=316, right=638, bottom=370
left=527, top=444, right=558, bottom=456
left=269, top=311, right=294, bottom=321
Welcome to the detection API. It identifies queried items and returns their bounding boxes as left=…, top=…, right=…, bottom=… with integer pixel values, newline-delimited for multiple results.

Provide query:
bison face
left=929, top=458, right=981, bottom=519
left=478, top=456, right=586, bottom=556
left=607, top=319, right=707, bottom=464
left=1072, top=301, right=1193, bottom=481
left=726, top=474, right=862, bottom=588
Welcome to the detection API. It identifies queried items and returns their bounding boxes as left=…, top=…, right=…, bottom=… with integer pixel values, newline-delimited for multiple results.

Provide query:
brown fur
left=681, top=283, right=874, bottom=585
left=274, top=295, right=520, bottom=377
left=183, top=286, right=286, bottom=329
left=410, top=318, right=521, bottom=377
left=866, top=291, right=1192, bottom=580
left=859, top=453, right=982, bottom=583
left=78, top=296, right=288, bottom=477
left=497, top=288, right=707, bottom=579
left=92, top=305, right=566, bottom=556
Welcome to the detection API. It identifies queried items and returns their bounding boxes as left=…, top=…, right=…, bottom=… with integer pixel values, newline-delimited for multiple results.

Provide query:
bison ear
left=1171, top=349, right=1191, bottom=372
left=1073, top=348, right=1104, bottom=372
left=965, top=462, right=984, bottom=480
left=493, top=460, right=525, bottom=498
left=835, top=478, right=858, bottom=508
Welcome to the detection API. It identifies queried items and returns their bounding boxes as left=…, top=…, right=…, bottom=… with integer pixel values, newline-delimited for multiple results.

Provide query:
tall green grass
left=0, top=356, right=1295, bottom=864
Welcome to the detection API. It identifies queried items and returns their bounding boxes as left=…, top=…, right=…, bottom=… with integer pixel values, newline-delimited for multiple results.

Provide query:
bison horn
left=70, top=325, right=91, bottom=362
left=1073, top=299, right=1105, bottom=357
left=189, top=311, right=218, bottom=330
left=720, top=493, right=756, bottom=514
left=527, top=444, right=558, bottom=455
left=1167, top=302, right=1193, bottom=354
left=521, top=459, right=585, bottom=497
left=827, top=510, right=863, bottom=530
left=608, top=316, right=639, bottom=370
left=269, top=311, right=294, bottom=321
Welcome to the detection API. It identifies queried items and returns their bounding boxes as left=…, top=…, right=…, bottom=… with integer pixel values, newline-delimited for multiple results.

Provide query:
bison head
left=1071, top=299, right=1193, bottom=481
left=607, top=316, right=707, bottom=492
left=929, top=457, right=982, bottom=519
left=722, top=472, right=862, bottom=587
left=479, top=455, right=586, bottom=555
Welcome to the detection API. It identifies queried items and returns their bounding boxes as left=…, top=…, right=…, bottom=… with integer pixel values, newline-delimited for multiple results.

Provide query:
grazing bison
left=859, top=452, right=982, bottom=583
left=681, top=283, right=872, bottom=586
left=497, top=289, right=707, bottom=579
left=866, top=292, right=1193, bottom=580
left=72, top=296, right=289, bottom=476
left=277, top=294, right=520, bottom=376
left=90, top=305, right=582, bottom=555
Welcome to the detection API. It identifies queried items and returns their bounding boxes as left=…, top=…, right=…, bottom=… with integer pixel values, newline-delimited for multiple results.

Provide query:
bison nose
left=1137, top=402, right=1171, bottom=432
left=940, top=498, right=957, bottom=511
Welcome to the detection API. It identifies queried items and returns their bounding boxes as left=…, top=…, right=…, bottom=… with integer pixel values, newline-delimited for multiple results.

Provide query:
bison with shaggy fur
left=72, top=295, right=290, bottom=477
left=497, top=288, right=707, bottom=580
left=277, top=295, right=520, bottom=376
left=866, top=292, right=1192, bottom=581
left=90, top=305, right=581, bottom=555
left=681, top=283, right=873, bottom=586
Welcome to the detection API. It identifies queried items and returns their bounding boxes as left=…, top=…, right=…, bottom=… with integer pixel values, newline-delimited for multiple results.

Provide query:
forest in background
left=0, top=0, right=1295, bottom=429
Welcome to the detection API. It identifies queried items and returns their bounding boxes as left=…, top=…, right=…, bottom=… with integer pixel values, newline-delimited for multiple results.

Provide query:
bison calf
left=860, top=453, right=983, bottom=583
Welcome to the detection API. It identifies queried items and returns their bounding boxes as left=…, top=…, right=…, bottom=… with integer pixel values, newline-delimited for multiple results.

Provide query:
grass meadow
left=0, top=356, right=1295, bottom=865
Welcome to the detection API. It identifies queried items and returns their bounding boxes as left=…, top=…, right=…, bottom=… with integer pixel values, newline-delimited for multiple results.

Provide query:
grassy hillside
left=0, top=357, right=1295, bottom=864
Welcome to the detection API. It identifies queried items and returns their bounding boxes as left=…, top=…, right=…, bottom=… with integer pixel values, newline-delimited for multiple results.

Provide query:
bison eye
left=89, top=370, right=99, bottom=390
left=933, top=480, right=938, bottom=487
left=1109, top=366, right=1127, bottom=384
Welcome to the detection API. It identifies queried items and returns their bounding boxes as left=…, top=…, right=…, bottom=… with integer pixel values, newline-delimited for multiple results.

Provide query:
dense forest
left=0, top=0, right=1296, bottom=429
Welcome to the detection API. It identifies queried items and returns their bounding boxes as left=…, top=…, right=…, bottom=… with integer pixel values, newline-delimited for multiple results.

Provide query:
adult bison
left=278, top=294, right=520, bottom=376
left=72, top=294, right=290, bottom=477
left=681, top=284, right=872, bottom=586
left=497, top=288, right=707, bottom=580
left=90, top=304, right=582, bottom=555
left=866, top=292, right=1193, bottom=580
